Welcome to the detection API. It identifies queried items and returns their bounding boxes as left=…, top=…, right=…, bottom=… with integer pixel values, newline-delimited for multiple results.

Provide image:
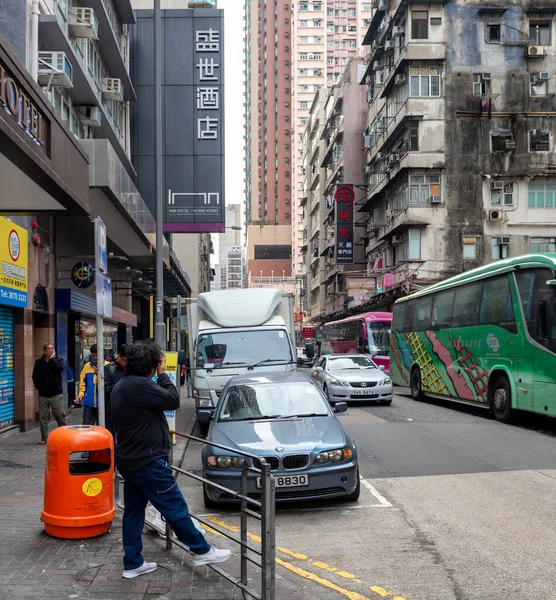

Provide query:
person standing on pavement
left=32, top=343, right=66, bottom=445
left=111, top=340, right=231, bottom=579
left=104, top=344, right=128, bottom=436
left=75, top=344, right=105, bottom=425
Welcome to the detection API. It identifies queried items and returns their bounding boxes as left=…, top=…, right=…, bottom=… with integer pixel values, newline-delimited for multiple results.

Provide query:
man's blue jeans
left=120, top=458, right=210, bottom=570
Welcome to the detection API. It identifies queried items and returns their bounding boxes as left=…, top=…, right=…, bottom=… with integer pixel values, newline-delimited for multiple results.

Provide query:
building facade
left=218, top=204, right=242, bottom=265
left=214, top=246, right=246, bottom=291
left=0, top=0, right=190, bottom=434
left=291, top=1, right=373, bottom=280
left=358, top=0, right=556, bottom=312
left=244, top=0, right=293, bottom=283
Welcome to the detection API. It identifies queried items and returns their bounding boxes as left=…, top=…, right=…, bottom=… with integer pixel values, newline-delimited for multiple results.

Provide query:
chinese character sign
left=334, top=185, right=355, bottom=265
left=133, top=11, right=225, bottom=233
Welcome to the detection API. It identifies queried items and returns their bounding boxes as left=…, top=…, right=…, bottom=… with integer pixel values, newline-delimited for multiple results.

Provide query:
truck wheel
left=491, top=376, right=513, bottom=423
left=410, top=368, right=424, bottom=401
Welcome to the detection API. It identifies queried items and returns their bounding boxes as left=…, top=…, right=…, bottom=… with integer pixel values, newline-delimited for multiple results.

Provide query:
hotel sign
left=0, top=62, right=48, bottom=150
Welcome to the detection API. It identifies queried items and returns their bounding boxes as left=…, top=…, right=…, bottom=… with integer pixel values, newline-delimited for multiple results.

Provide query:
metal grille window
left=490, top=182, right=514, bottom=206
left=409, top=66, right=440, bottom=97
left=530, top=130, right=550, bottom=152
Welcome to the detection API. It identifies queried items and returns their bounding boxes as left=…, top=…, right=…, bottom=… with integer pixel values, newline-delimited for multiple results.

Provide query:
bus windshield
left=367, top=322, right=391, bottom=356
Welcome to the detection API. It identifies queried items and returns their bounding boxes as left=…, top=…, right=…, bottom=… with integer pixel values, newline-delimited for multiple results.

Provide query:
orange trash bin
left=41, top=425, right=115, bottom=539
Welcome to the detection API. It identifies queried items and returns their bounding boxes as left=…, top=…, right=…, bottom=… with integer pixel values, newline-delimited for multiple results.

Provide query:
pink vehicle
left=319, top=312, right=392, bottom=372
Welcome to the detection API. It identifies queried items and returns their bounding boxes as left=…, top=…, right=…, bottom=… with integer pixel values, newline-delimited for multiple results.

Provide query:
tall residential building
left=358, top=0, right=556, bottom=312
left=244, top=0, right=293, bottom=284
left=291, top=0, right=373, bottom=277
left=214, top=246, right=247, bottom=291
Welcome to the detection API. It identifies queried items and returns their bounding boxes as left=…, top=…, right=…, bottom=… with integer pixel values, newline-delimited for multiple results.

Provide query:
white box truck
left=186, top=288, right=296, bottom=433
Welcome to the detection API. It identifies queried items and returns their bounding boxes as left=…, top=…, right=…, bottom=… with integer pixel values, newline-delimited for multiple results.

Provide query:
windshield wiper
left=247, top=359, right=295, bottom=369
left=209, top=361, right=247, bottom=369
left=231, top=414, right=282, bottom=422
left=278, top=413, right=328, bottom=418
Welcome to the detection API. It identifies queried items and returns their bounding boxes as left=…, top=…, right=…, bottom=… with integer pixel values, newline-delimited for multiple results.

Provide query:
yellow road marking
left=202, top=515, right=408, bottom=600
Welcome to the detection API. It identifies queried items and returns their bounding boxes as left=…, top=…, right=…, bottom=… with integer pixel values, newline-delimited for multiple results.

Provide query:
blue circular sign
left=71, top=262, right=95, bottom=289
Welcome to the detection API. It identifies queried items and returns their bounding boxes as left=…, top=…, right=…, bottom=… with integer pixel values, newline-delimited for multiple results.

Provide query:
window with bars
left=490, top=182, right=514, bottom=206
left=530, top=130, right=550, bottom=152
left=409, top=174, right=441, bottom=204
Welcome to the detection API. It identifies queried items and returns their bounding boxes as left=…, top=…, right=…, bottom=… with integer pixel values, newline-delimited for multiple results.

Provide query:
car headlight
left=195, top=390, right=214, bottom=408
left=382, top=377, right=391, bottom=385
left=208, top=455, right=247, bottom=469
left=328, top=378, right=349, bottom=387
left=315, top=447, right=353, bottom=463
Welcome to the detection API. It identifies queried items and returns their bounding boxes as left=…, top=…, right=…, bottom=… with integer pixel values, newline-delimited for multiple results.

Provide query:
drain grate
left=0, top=460, right=32, bottom=469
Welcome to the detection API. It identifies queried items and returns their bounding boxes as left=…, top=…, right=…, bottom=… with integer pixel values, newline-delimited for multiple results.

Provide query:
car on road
left=312, top=354, right=393, bottom=405
left=200, top=371, right=360, bottom=506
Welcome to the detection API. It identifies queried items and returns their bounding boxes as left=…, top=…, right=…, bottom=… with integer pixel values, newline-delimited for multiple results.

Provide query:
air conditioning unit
left=375, top=70, right=384, bottom=85
left=539, top=71, right=550, bottom=80
left=393, top=25, right=405, bottom=37
left=488, top=209, right=504, bottom=221
left=367, top=222, right=376, bottom=233
left=391, top=234, right=403, bottom=245
left=527, top=45, right=545, bottom=57
left=68, top=7, right=99, bottom=39
left=79, top=106, right=102, bottom=127
left=38, top=52, right=73, bottom=87
left=430, top=195, right=442, bottom=204
left=365, top=166, right=372, bottom=174
left=102, top=78, right=124, bottom=102
left=395, top=74, right=406, bottom=85
left=364, top=135, right=372, bottom=148
left=388, top=152, right=399, bottom=164
left=500, top=236, right=511, bottom=245
left=482, top=72, right=492, bottom=81
left=492, top=181, right=504, bottom=190
left=373, top=60, right=383, bottom=71
left=505, top=138, right=516, bottom=149
left=377, top=151, right=385, bottom=159
left=384, top=40, right=395, bottom=50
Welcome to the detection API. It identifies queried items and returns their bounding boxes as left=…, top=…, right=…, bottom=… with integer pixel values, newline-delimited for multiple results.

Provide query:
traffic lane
left=343, top=390, right=556, bottom=479
left=342, top=393, right=556, bottom=599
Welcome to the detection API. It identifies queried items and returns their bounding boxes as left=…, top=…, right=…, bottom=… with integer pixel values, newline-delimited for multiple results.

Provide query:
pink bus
left=319, top=312, right=392, bottom=372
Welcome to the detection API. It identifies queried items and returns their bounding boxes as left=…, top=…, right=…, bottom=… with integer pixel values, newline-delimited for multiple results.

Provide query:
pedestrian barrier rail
left=115, top=430, right=276, bottom=600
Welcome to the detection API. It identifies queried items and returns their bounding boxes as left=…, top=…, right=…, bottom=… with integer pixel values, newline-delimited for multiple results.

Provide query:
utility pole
left=154, top=0, right=166, bottom=349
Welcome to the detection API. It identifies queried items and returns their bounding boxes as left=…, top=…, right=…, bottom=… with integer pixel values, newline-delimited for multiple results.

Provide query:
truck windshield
left=197, top=329, right=292, bottom=369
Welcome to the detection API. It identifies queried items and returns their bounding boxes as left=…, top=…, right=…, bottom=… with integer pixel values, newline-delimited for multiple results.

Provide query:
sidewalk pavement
left=0, top=390, right=309, bottom=600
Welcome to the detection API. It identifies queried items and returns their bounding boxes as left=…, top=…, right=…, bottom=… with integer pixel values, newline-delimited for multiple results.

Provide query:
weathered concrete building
left=302, top=59, right=367, bottom=320
left=360, top=0, right=556, bottom=309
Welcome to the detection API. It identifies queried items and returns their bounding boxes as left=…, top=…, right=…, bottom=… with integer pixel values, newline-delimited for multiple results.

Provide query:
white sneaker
left=191, top=517, right=206, bottom=535
left=192, top=547, right=232, bottom=567
left=122, top=561, right=158, bottom=579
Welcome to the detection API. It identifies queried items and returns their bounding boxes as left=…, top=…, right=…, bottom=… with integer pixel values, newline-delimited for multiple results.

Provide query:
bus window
left=431, top=290, right=455, bottom=328
left=392, top=303, right=405, bottom=331
left=480, top=276, right=516, bottom=331
left=453, top=283, right=482, bottom=328
left=414, top=297, right=432, bottom=331
left=516, top=268, right=554, bottom=338
left=402, top=301, right=416, bottom=333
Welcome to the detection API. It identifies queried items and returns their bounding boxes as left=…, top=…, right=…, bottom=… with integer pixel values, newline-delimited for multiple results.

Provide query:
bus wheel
left=491, top=376, right=513, bottom=423
left=410, top=368, right=424, bottom=401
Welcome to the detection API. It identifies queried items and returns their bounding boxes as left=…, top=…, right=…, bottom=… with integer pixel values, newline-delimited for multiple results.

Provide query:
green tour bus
left=390, top=253, right=556, bottom=422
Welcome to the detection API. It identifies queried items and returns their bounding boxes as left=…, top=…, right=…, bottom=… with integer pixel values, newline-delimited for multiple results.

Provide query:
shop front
left=55, top=289, right=136, bottom=405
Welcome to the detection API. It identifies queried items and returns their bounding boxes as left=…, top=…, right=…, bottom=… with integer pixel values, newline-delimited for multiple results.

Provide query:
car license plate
left=353, top=389, right=374, bottom=396
left=257, top=474, right=309, bottom=488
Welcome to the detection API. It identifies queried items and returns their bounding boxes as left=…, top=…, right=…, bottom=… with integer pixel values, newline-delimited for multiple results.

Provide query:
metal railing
left=115, top=430, right=276, bottom=600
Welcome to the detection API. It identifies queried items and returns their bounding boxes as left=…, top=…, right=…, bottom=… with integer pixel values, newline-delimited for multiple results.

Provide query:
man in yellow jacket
left=75, top=344, right=108, bottom=425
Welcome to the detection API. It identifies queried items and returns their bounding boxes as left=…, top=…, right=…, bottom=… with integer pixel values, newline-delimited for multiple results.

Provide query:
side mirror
left=334, top=402, right=347, bottom=414
left=197, top=410, right=213, bottom=423
left=378, top=365, right=385, bottom=371
left=178, top=350, right=186, bottom=365
left=314, top=366, right=324, bottom=373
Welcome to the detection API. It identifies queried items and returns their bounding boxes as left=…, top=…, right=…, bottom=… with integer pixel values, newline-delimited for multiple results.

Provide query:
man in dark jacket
left=32, top=343, right=65, bottom=444
left=111, top=341, right=231, bottom=579
left=104, top=344, right=128, bottom=436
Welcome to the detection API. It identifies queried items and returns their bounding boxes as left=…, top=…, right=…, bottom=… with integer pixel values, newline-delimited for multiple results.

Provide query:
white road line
left=359, top=476, right=393, bottom=507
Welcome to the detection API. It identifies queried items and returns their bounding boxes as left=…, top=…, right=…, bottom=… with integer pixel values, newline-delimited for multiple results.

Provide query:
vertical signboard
left=0, top=306, right=14, bottom=428
left=164, top=11, right=225, bottom=233
left=334, top=185, right=355, bottom=265
left=0, top=217, right=28, bottom=308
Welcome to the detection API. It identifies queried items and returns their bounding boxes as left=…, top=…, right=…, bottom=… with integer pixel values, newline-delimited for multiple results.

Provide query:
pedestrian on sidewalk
left=75, top=344, right=105, bottom=425
left=104, top=344, right=128, bottom=436
left=111, top=340, right=231, bottom=579
left=32, top=343, right=65, bottom=444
